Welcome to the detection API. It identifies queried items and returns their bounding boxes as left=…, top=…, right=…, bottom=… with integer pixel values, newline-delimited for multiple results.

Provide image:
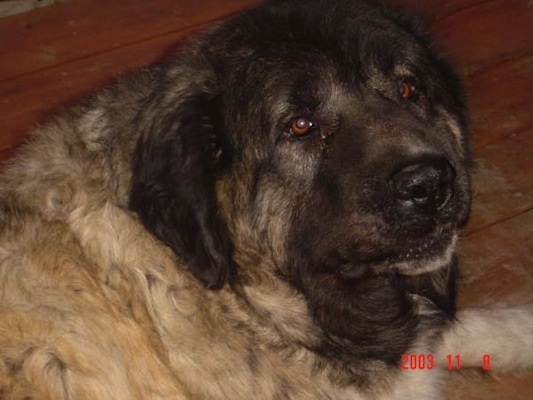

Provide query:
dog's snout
left=390, top=159, right=455, bottom=213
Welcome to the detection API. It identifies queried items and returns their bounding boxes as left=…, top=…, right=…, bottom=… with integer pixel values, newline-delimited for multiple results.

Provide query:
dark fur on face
left=129, top=0, right=471, bottom=382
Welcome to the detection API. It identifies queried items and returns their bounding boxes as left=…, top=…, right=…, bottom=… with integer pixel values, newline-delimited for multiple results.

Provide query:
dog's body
left=0, top=0, right=532, bottom=398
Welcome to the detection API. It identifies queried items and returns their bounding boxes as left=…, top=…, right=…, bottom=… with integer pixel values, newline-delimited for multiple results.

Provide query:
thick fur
left=0, top=0, right=532, bottom=399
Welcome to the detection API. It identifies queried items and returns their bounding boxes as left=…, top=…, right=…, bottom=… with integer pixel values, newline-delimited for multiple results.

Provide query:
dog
left=0, top=0, right=532, bottom=398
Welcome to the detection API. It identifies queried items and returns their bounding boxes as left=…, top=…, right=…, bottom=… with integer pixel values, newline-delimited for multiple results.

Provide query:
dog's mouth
left=336, top=228, right=458, bottom=278
left=379, top=232, right=457, bottom=275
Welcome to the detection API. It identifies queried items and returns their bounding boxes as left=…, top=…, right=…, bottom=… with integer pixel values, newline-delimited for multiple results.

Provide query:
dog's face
left=130, top=0, right=471, bottom=351
left=212, top=0, right=471, bottom=276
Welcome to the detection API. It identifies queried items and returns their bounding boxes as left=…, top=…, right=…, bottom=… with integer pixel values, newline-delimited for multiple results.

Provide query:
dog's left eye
left=289, top=117, right=316, bottom=137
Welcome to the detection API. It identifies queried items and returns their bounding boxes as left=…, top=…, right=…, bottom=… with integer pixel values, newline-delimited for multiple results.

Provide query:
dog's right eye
left=289, top=117, right=316, bottom=137
left=400, top=81, right=415, bottom=100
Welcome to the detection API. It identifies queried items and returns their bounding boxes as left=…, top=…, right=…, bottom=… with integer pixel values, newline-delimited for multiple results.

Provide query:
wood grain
left=468, top=56, right=533, bottom=149
left=430, top=0, right=533, bottom=77
left=0, top=0, right=261, bottom=82
left=465, top=129, right=532, bottom=234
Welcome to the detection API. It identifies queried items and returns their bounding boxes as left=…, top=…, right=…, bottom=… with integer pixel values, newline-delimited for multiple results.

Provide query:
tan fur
left=0, top=116, right=344, bottom=399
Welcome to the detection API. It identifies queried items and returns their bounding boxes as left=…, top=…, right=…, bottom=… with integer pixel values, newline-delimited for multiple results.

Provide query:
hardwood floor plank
left=0, top=0, right=261, bottom=82
left=430, top=0, right=533, bottom=77
left=388, top=0, right=488, bottom=19
left=465, top=129, right=532, bottom=234
left=468, top=55, right=533, bottom=149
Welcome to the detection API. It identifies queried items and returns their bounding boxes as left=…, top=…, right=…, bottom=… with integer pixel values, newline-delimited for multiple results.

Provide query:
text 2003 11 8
left=401, top=354, right=492, bottom=371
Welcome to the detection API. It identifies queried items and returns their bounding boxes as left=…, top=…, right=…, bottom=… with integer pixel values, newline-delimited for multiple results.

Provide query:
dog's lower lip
left=361, top=230, right=457, bottom=275
left=387, top=233, right=457, bottom=275
left=387, top=237, right=443, bottom=263
left=334, top=228, right=457, bottom=278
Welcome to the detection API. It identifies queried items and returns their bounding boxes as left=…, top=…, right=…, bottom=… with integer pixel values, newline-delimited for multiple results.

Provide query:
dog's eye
left=289, top=117, right=315, bottom=137
left=400, top=81, right=416, bottom=100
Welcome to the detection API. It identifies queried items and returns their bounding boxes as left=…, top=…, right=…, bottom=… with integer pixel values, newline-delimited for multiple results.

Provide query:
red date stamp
left=400, top=353, right=491, bottom=371
left=401, top=353, right=435, bottom=370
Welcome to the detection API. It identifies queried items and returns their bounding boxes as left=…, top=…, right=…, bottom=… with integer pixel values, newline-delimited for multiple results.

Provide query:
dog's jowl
left=1, top=0, right=532, bottom=399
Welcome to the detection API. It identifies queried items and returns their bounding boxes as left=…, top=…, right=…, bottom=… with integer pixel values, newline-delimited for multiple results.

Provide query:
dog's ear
left=129, top=93, right=234, bottom=289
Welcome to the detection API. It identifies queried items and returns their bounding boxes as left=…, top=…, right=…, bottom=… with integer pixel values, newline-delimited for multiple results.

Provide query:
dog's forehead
left=230, top=1, right=425, bottom=85
left=213, top=1, right=452, bottom=131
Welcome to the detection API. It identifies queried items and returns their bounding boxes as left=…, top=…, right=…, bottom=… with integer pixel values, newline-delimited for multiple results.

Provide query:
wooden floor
left=1, top=0, right=532, bottom=398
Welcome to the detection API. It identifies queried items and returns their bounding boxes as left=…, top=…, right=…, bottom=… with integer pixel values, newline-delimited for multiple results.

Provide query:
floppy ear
left=129, top=93, right=234, bottom=289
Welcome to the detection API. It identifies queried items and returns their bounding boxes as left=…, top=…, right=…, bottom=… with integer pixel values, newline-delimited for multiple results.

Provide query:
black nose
left=390, top=159, right=455, bottom=213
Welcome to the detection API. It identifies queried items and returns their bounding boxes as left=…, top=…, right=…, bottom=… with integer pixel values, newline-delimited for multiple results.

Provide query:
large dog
left=0, top=0, right=531, bottom=398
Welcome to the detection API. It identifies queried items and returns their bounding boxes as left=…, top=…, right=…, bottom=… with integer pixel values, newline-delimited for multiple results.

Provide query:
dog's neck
left=228, top=254, right=456, bottom=385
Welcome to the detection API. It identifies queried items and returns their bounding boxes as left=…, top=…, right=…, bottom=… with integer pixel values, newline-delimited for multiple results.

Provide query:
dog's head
left=130, top=0, right=471, bottom=303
